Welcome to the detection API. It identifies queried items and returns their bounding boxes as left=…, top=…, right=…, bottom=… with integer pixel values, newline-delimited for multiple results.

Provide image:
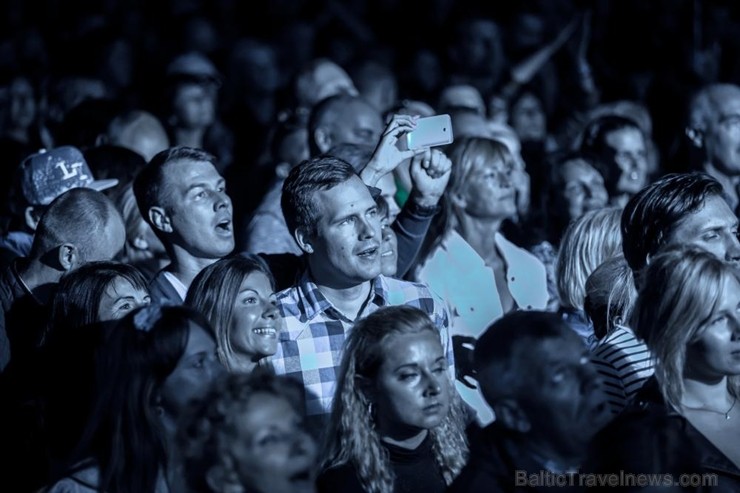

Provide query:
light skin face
left=510, top=93, right=546, bottom=142
left=666, top=195, right=740, bottom=267
left=686, top=276, right=740, bottom=381
left=380, top=216, right=398, bottom=277
left=377, top=173, right=400, bottom=221
left=172, top=83, right=215, bottom=130
left=560, top=159, right=609, bottom=221
left=604, top=127, right=648, bottom=195
left=704, top=93, right=740, bottom=175
left=302, top=176, right=382, bottom=288
left=229, top=392, right=317, bottom=493
left=161, top=159, right=234, bottom=259
left=518, top=334, right=610, bottom=461
left=96, top=277, right=151, bottom=322
left=159, top=322, right=222, bottom=419
left=373, top=330, right=451, bottom=442
left=324, top=100, right=383, bottom=150
left=229, top=272, right=280, bottom=361
left=458, top=156, right=518, bottom=221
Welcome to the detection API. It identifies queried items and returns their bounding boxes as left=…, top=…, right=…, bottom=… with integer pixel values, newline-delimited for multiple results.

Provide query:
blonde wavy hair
left=321, top=306, right=468, bottom=493
left=631, top=247, right=740, bottom=410
left=556, top=207, right=623, bottom=311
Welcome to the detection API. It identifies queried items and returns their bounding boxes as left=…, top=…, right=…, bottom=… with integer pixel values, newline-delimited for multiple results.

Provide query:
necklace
left=683, top=396, right=738, bottom=420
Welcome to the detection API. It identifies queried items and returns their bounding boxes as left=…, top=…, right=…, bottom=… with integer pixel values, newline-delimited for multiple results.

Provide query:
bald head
left=308, top=94, right=383, bottom=156
left=32, top=188, right=126, bottom=270
left=295, top=59, right=358, bottom=109
left=108, top=110, right=170, bottom=162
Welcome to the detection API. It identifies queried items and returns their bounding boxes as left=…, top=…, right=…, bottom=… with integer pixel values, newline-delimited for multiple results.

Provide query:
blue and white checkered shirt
left=271, top=271, right=454, bottom=417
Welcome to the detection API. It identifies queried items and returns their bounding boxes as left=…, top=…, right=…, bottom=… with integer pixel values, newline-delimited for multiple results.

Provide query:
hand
left=360, top=114, right=422, bottom=186
left=510, top=17, right=578, bottom=85
left=409, top=148, right=452, bottom=208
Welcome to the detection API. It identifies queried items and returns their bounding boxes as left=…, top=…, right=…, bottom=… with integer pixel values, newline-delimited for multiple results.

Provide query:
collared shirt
left=271, top=271, right=453, bottom=417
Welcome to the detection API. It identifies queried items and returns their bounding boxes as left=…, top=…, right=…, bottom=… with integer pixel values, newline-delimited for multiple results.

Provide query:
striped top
left=591, top=325, right=654, bottom=415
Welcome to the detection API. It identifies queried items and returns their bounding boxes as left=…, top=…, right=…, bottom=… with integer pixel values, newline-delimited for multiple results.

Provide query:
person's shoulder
left=380, top=276, right=446, bottom=309
left=44, top=466, right=100, bottom=493
left=316, top=462, right=363, bottom=493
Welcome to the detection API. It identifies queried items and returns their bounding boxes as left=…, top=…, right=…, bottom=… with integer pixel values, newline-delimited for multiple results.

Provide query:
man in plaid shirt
left=272, top=155, right=453, bottom=419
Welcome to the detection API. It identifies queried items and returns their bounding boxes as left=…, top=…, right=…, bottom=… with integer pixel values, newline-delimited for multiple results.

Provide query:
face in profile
left=686, top=275, right=740, bottom=380
left=604, top=127, right=648, bottom=196
left=97, top=276, right=151, bottom=322
left=519, top=333, right=610, bottom=457
left=380, top=218, right=398, bottom=278
left=372, top=330, right=451, bottom=438
left=163, top=159, right=234, bottom=259
left=230, top=392, right=317, bottom=493
left=159, top=321, right=222, bottom=420
left=230, top=271, right=281, bottom=361
left=559, top=159, right=608, bottom=222
left=666, top=195, right=740, bottom=267
left=704, top=91, right=740, bottom=175
left=306, top=176, right=383, bottom=285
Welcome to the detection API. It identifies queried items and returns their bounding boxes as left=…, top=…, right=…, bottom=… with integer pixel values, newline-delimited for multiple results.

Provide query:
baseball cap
left=19, top=146, right=119, bottom=206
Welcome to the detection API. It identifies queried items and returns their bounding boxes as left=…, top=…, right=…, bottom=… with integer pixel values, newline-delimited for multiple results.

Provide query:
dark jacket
left=584, top=377, right=740, bottom=492
left=447, top=423, right=580, bottom=493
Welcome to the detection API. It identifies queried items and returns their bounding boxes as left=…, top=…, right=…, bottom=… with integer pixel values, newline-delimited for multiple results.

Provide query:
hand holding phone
left=404, top=114, right=454, bottom=150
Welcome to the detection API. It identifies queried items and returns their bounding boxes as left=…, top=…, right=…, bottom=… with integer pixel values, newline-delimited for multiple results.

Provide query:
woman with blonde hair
left=586, top=247, right=740, bottom=486
left=556, top=207, right=622, bottom=346
left=186, top=253, right=280, bottom=374
left=318, top=306, right=467, bottom=493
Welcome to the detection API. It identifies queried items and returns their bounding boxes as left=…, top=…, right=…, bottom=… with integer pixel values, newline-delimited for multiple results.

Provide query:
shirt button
left=527, top=305, right=532, bottom=309
left=510, top=277, right=515, bottom=282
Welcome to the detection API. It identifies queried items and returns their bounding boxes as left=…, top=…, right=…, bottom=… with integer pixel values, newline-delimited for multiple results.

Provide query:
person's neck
left=520, top=439, right=581, bottom=474
left=704, top=161, right=739, bottom=208
left=681, top=375, right=733, bottom=410
left=456, top=214, right=503, bottom=261
left=173, top=127, right=206, bottom=149
left=312, top=274, right=372, bottom=321
left=381, top=428, right=428, bottom=450
left=167, top=247, right=221, bottom=290
left=17, top=257, right=63, bottom=304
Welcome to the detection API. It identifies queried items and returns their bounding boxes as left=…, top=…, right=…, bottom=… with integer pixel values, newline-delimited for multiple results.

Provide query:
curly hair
left=321, top=306, right=468, bottom=493
left=178, top=371, right=309, bottom=493
left=631, top=247, right=740, bottom=410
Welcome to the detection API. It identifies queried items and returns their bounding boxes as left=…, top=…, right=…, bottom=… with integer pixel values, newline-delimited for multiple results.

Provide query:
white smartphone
left=405, top=114, right=454, bottom=150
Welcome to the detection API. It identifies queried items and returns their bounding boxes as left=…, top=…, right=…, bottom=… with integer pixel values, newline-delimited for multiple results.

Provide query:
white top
left=162, top=271, right=188, bottom=301
left=414, top=230, right=549, bottom=425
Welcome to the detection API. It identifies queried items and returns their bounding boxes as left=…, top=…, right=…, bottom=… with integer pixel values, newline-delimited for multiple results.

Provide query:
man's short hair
left=31, top=188, right=118, bottom=258
left=474, top=311, right=573, bottom=405
left=281, top=156, right=357, bottom=237
left=621, top=172, right=723, bottom=273
left=133, top=146, right=216, bottom=224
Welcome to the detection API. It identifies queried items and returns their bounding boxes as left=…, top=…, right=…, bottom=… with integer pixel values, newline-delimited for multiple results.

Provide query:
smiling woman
left=186, top=253, right=281, bottom=374
left=318, top=305, right=468, bottom=493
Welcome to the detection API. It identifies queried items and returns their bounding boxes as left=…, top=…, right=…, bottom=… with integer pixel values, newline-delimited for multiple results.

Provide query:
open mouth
left=253, top=327, right=277, bottom=337
left=215, top=219, right=232, bottom=234
left=357, top=246, right=378, bottom=259
left=381, top=249, right=395, bottom=258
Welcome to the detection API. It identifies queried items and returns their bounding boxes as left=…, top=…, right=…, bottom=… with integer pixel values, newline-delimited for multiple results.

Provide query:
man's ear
left=294, top=227, right=314, bottom=255
left=24, top=206, right=42, bottom=232
left=149, top=206, right=173, bottom=234
left=314, top=127, right=332, bottom=154
left=57, top=243, right=80, bottom=272
left=685, top=126, right=704, bottom=148
left=493, top=398, right=531, bottom=433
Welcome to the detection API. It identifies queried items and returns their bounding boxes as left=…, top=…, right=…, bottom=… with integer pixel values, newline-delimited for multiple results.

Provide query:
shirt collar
left=295, top=270, right=389, bottom=322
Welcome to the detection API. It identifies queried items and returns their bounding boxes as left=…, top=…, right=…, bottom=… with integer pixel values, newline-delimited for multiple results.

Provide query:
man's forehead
left=670, top=195, right=737, bottom=235
left=314, top=177, right=374, bottom=215
left=710, top=90, right=740, bottom=120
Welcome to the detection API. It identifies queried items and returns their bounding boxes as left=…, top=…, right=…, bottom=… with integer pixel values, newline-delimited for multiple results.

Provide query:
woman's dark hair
left=48, top=261, right=149, bottom=340
left=64, top=305, right=215, bottom=493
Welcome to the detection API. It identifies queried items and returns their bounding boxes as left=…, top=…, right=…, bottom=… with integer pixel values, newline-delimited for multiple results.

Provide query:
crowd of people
left=1, top=1, right=740, bottom=492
